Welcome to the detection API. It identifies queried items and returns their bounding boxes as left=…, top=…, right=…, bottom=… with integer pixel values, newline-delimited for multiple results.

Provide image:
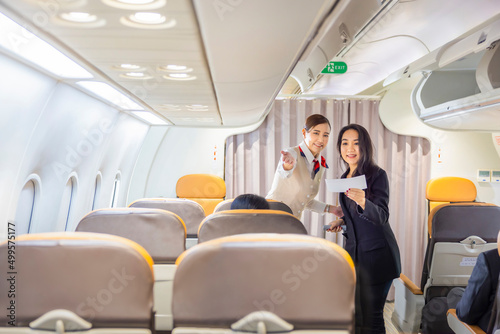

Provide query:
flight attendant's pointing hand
left=281, top=150, right=296, bottom=171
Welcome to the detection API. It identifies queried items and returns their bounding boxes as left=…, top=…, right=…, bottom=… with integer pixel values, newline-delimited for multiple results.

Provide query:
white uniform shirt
left=266, top=142, right=328, bottom=219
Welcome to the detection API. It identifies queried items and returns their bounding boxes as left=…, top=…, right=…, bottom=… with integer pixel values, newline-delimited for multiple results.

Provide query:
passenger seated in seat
left=230, top=194, right=270, bottom=210
left=447, top=248, right=500, bottom=333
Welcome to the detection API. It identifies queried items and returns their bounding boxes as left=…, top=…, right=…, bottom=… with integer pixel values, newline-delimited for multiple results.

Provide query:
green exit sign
left=321, top=61, right=348, bottom=74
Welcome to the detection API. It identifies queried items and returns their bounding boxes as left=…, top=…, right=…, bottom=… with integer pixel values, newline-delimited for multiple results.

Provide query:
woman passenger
left=328, top=124, right=401, bottom=334
left=266, top=114, right=342, bottom=220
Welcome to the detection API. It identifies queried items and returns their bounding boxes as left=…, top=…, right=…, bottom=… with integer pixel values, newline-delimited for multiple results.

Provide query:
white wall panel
left=135, top=123, right=262, bottom=201
left=0, top=53, right=150, bottom=238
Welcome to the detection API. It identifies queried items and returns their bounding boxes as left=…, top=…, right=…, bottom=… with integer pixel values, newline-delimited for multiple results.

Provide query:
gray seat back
left=129, top=198, right=204, bottom=237
left=197, top=209, right=307, bottom=243
left=172, top=233, right=355, bottom=332
left=0, top=232, right=154, bottom=329
left=77, top=208, right=186, bottom=264
left=214, top=199, right=293, bottom=214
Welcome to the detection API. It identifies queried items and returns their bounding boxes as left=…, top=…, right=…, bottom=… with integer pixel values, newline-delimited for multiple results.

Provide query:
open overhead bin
left=412, top=17, right=500, bottom=131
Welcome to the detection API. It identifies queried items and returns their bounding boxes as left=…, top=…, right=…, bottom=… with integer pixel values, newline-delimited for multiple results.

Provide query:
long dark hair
left=336, top=124, right=378, bottom=179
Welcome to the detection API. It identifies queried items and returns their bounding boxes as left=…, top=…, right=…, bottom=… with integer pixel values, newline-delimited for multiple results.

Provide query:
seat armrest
left=392, top=275, right=425, bottom=333
left=400, top=273, right=423, bottom=295
left=447, top=309, right=486, bottom=334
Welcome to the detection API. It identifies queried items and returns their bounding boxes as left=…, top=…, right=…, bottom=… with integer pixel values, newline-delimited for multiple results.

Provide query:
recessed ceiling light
left=163, top=73, right=196, bottom=81
left=54, top=0, right=88, bottom=8
left=61, top=12, right=97, bottom=23
left=112, top=63, right=147, bottom=71
left=130, top=12, right=165, bottom=24
left=102, top=0, right=166, bottom=10
left=158, top=64, right=193, bottom=73
left=120, top=12, right=176, bottom=29
left=120, top=0, right=155, bottom=4
left=54, top=12, right=106, bottom=27
left=120, top=72, right=153, bottom=79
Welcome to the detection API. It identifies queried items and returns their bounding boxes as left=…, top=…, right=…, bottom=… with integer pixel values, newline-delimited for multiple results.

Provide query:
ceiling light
left=130, top=12, right=165, bottom=24
left=0, top=13, right=93, bottom=79
left=158, top=64, right=193, bottom=73
left=120, top=72, right=153, bottom=79
left=170, top=73, right=188, bottom=78
left=120, top=12, right=176, bottom=29
left=60, top=12, right=97, bottom=23
left=120, top=0, right=156, bottom=4
left=163, top=73, right=196, bottom=81
left=54, top=12, right=106, bottom=28
left=131, top=111, right=168, bottom=125
left=76, top=81, right=143, bottom=110
left=102, top=0, right=166, bottom=10
left=112, top=63, right=146, bottom=71
left=166, top=64, right=186, bottom=71
left=53, top=0, right=88, bottom=8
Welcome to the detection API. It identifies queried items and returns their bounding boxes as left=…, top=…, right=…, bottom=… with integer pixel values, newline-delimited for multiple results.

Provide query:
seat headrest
left=176, top=174, right=226, bottom=198
left=173, top=234, right=355, bottom=330
left=129, top=198, right=205, bottom=236
left=197, top=210, right=307, bottom=243
left=214, top=199, right=293, bottom=214
left=0, top=232, right=154, bottom=328
left=426, top=177, right=476, bottom=202
left=77, top=208, right=186, bottom=263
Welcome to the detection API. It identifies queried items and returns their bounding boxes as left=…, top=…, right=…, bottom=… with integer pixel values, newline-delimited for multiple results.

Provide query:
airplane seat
left=426, top=176, right=477, bottom=213
left=213, top=198, right=293, bottom=214
left=129, top=197, right=205, bottom=248
left=197, top=209, right=307, bottom=243
left=176, top=174, right=226, bottom=216
left=392, top=177, right=500, bottom=333
left=0, top=232, right=154, bottom=334
left=171, top=234, right=356, bottom=334
left=76, top=208, right=186, bottom=331
left=446, top=231, right=500, bottom=334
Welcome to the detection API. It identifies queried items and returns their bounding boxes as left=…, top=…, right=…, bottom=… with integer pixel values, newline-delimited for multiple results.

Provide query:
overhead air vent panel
left=289, top=0, right=388, bottom=92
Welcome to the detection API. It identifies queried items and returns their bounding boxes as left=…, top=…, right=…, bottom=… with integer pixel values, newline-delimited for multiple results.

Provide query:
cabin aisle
left=384, top=301, right=405, bottom=334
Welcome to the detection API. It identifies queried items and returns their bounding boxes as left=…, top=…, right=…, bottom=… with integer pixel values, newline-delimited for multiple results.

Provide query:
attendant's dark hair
left=337, top=124, right=378, bottom=179
left=230, top=194, right=270, bottom=210
left=304, top=114, right=331, bottom=132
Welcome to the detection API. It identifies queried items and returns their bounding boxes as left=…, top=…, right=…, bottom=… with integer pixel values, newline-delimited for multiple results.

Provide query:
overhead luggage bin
left=411, top=16, right=500, bottom=131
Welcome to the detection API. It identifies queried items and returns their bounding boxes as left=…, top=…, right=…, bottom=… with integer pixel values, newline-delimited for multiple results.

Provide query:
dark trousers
left=355, top=274, right=393, bottom=334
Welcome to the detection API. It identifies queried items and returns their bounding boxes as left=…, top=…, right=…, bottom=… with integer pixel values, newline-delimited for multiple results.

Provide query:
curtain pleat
left=225, top=98, right=430, bottom=294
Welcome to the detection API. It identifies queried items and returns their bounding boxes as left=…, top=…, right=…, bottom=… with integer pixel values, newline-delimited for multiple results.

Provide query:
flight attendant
left=266, top=114, right=342, bottom=219
left=329, top=124, right=401, bottom=334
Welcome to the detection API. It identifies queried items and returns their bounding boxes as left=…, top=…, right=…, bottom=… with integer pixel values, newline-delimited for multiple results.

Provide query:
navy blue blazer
left=456, top=248, right=500, bottom=332
left=339, top=167, right=401, bottom=285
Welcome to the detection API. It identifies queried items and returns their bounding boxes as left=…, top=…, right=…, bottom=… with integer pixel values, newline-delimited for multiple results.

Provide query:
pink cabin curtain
left=225, top=98, right=431, bottom=290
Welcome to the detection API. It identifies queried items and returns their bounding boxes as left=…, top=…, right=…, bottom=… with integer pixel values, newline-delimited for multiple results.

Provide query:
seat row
left=128, top=197, right=296, bottom=248
left=392, top=177, right=500, bottom=333
left=74, top=206, right=306, bottom=330
left=0, top=232, right=356, bottom=334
